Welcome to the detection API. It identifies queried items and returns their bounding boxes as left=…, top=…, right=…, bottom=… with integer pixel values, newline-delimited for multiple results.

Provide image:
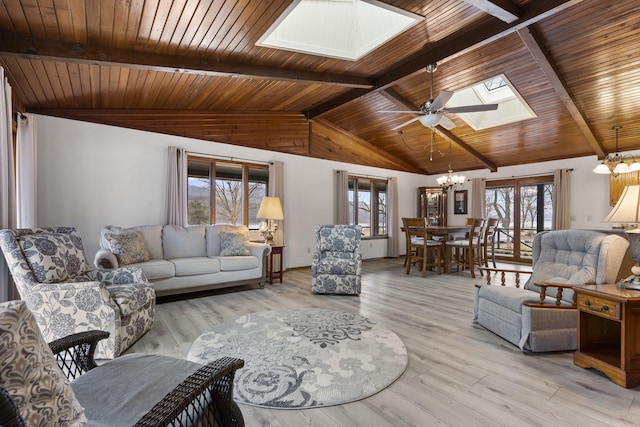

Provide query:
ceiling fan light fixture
left=418, top=113, right=442, bottom=127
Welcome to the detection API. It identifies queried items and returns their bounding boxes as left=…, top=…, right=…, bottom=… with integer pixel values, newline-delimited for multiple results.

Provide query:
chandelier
left=437, top=141, right=466, bottom=191
left=593, top=126, right=640, bottom=176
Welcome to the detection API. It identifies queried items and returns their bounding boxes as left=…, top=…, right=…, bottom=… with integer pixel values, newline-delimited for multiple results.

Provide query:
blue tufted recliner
left=473, top=229, right=628, bottom=352
left=311, top=225, right=362, bottom=295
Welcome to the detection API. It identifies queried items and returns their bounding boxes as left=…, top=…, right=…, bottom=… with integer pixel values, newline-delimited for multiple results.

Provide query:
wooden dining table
left=401, top=224, right=472, bottom=274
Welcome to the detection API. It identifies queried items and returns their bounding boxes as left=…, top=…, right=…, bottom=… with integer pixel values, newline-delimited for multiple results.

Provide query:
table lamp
left=257, top=196, right=284, bottom=245
left=603, top=184, right=640, bottom=289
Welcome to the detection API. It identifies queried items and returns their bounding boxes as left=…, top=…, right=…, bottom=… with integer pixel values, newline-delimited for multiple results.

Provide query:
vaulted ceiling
left=1, top=0, right=639, bottom=175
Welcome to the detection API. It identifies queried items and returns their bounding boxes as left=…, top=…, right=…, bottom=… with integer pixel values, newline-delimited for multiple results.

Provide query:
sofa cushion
left=205, top=224, right=250, bottom=256
left=104, top=231, right=150, bottom=266
left=0, top=300, right=87, bottom=426
left=71, top=354, right=201, bottom=426
left=172, top=257, right=220, bottom=276
left=134, top=260, right=175, bottom=280
left=101, top=225, right=163, bottom=260
left=162, top=225, right=206, bottom=259
left=218, top=256, right=259, bottom=271
left=219, top=231, right=251, bottom=256
left=18, top=232, right=91, bottom=283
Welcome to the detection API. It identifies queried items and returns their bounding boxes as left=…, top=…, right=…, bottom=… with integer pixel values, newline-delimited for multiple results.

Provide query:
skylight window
left=484, top=76, right=506, bottom=91
left=256, top=0, right=423, bottom=61
left=447, top=74, right=536, bottom=130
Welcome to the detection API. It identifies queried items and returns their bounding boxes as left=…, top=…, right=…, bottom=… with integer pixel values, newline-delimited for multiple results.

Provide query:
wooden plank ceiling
left=1, top=0, right=639, bottom=175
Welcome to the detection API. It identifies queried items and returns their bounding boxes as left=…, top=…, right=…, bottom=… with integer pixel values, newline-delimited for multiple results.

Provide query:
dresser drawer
left=577, top=294, right=621, bottom=320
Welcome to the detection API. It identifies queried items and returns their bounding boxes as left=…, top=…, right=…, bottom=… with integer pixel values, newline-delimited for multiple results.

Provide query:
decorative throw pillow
left=219, top=231, right=252, bottom=256
left=0, top=300, right=87, bottom=426
left=104, top=231, right=150, bottom=266
left=18, top=233, right=91, bottom=283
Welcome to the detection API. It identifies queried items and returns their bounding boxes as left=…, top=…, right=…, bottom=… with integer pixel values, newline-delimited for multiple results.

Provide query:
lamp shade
left=592, top=163, right=611, bottom=174
left=257, top=196, right=284, bottom=220
left=603, top=185, right=640, bottom=223
left=613, top=162, right=631, bottom=174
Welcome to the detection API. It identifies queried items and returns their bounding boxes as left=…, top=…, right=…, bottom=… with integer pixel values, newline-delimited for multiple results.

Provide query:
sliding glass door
left=485, top=175, right=553, bottom=263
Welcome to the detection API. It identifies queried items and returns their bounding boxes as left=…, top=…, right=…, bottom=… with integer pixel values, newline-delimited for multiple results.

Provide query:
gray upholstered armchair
left=0, top=227, right=155, bottom=359
left=311, top=224, right=362, bottom=295
left=473, top=229, right=628, bottom=352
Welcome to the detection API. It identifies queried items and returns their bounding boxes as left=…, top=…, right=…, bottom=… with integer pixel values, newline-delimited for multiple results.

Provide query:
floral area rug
left=186, top=308, right=408, bottom=409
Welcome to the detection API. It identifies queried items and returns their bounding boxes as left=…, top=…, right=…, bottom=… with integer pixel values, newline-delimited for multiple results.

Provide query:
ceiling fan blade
left=441, top=103, right=499, bottom=113
left=429, top=91, right=454, bottom=111
left=439, top=115, right=456, bottom=130
left=391, top=116, right=421, bottom=131
left=379, top=110, right=422, bottom=114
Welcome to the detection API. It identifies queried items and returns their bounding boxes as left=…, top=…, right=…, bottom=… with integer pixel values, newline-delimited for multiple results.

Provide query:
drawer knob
left=585, top=299, right=609, bottom=312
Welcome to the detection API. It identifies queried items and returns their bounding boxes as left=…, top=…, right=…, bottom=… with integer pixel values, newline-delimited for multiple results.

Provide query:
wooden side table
left=573, top=284, right=640, bottom=388
left=267, top=245, right=284, bottom=284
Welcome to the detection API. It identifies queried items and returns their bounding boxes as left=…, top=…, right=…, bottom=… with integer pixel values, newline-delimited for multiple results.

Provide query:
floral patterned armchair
left=0, top=227, right=155, bottom=359
left=311, top=225, right=362, bottom=295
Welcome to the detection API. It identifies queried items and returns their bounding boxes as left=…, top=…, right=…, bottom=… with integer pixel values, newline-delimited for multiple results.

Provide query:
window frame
left=485, top=175, right=553, bottom=263
left=348, top=175, right=388, bottom=239
left=187, top=155, right=269, bottom=230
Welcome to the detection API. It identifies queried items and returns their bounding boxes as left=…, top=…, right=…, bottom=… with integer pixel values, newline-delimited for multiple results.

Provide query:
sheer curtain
left=16, top=114, right=37, bottom=228
left=553, top=168, right=570, bottom=230
left=165, top=146, right=187, bottom=226
left=470, top=178, right=486, bottom=219
left=0, top=66, right=17, bottom=302
left=269, top=161, right=285, bottom=246
left=386, top=177, right=399, bottom=258
left=336, top=170, right=349, bottom=224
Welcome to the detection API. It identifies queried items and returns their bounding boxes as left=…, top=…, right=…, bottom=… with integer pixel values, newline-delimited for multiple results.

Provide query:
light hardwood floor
left=127, top=258, right=640, bottom=426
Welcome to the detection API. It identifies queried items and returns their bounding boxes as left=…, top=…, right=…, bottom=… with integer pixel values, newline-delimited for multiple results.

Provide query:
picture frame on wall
left=454, top=190, right=468, bottom=215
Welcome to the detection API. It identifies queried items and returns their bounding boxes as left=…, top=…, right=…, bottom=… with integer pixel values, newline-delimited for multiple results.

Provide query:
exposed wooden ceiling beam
left=306, top=0, right=584, bottom=119
left=517, top=27, right=605, bottom=157
left=380, top=88, right=496, bottom=171
left=0, top=31, right=374, bottom=89
left=434, top=126, right=498, bottom=172
left=311, top=119, right=426, bottom=174
left=462, top=0, right=521, bottom=23
left=379, top=88, right=417, bottom=112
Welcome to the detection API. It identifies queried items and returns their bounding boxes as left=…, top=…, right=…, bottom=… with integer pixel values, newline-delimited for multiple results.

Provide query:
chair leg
left=467, top=248, right=475, bottom=278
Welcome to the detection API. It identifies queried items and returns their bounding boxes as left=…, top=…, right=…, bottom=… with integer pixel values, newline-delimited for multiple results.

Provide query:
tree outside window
left=485, top=176, right=553, bottom=263
left=187, top=158, right=268, bottom=234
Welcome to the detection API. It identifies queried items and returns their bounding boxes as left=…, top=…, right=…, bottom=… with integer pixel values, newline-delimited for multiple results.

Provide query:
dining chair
left=402, top=217, right=443, bottom=277
left=479, top=217, right=499, bottom=268
left=445, top=218, right=484, bottom=278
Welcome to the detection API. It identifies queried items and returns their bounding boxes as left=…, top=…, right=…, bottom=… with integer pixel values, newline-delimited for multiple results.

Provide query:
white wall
left=34, top=114, right=620, bottom=268
left=35, top=115, right=428, bottom=268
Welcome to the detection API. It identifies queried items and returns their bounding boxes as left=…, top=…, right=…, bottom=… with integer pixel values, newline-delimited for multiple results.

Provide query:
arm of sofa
left=94, top=248, right=118, bottom=269
left=249, top=242, right=271, bottom=258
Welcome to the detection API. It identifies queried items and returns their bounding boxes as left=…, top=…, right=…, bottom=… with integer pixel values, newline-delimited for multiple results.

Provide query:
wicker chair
left=0, top=327, right=245, bottom=427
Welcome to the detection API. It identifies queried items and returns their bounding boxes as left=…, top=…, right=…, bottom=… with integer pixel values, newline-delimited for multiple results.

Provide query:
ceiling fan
left=383, top=64, right=499, bottom=131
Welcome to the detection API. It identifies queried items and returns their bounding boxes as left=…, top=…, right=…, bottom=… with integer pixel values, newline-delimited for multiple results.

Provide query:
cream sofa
left=94, top=224, right=271, bottom=297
